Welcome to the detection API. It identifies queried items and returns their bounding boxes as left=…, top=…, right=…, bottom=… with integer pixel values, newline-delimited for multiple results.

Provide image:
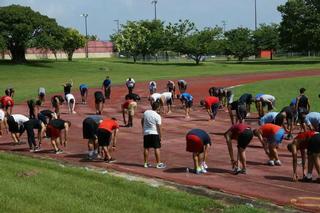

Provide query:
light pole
left=114, top=19, right=120, bottom=33
left=254, top=0, right=257, bottom=30
left=81, top=13, right=89, bottom=58
left=222, top=20, right=226, bottom=33
left=151, top=0, right=158, bottom=20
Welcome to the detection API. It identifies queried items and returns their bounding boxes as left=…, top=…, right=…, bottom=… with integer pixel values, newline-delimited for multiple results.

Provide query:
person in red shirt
left=287, top=131, right=318, bottom=182
left=97, top=118, right=119, bottom=162
left=200, top=96, right=220, bottom=120
left=254, top=123, right=285, bottom=166
left=1, top=95, right=14, bottom=114
left=224, top=123, right=253, bottom=174
left=121, top=99, right=137, bottom=127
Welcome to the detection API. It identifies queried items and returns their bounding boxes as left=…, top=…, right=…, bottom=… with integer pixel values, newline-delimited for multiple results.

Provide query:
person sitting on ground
left=166, top=80, right=176, bottom=100
left=177, top=79, right=187, bottom=94
left=149, top=81, right=157, bottom=95
left=102, top=76, right=111, bottom=99
left=141, top=102, right=166, bottom=169
left=186, top=129, right=212, bottom=174
left=24, top=119, right=46, bottom=152
left=94, top=91, right=105, bottom=115
left=122, top=99, right=137, bottom=127
left=0, top=95, right=14, bottom=115
left=126, top=77, right=135, bottom=94
left=179, top=92, right=193, bottom=119
left=200, top=96, right=220, bottom=120
left=224, top=123, right=254, bottom=175
left=287, top=131, right=318, bottom=182
left=6, top=114, right=29, bottom=144
left=82, top=115, right=103, bottom=160
left=79, top=84, right=88, bottom=104
left=254, top=123, right=285, bottom=166
left=97, top=117, right=119, bottom=163
left=46, top=119, right=71, bottom=154
left=51, top=95, right=64, bottom=118
left=65, top=93, right=76, bottom=114
left=38, top=87, right=46, bottom=105
left=227, top=100, right=247, bottom=125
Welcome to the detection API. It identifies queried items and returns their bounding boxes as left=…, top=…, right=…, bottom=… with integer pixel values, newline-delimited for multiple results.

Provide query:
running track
left=1, top=69, right=320, bottom=212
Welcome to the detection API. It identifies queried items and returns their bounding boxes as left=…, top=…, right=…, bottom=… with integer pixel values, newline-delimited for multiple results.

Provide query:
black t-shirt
left=24, top=119, right=42, bottom=130
left=40, top=110, right=54, bottom=119
left=280, top=106, right=293, bottom=120
left=49, top=119, right=66, bottom=129
left=94, top=91, right=104, bottom=100
left=297, top=95, right=308, bottom=109
left=64, top=84, right=72, bottom=94
left=239, top=93, right=253, bottom=104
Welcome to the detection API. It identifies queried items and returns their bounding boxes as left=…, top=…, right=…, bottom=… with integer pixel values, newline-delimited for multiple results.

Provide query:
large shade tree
left=62, top=28, right=86, bottom=61
left=224, top=27, right=255, bottom=61
left=0, top=5, right=63, bottom=63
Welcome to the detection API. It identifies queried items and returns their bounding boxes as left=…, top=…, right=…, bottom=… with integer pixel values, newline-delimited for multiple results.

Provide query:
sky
left=1, top=0, right=287, bottom=40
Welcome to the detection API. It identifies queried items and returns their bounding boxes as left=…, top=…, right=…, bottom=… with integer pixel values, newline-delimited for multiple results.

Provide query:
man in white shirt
left=66, top=93, right=76, bottom=114
left=126, top=78, right=135, bottom=94
left=256, top=94, right=276, bottom=117
left=141, top=102, right=166, bottom=169
left=6, top=114, right=29, bottom=144
left=160, top=92, right=173, bottom=114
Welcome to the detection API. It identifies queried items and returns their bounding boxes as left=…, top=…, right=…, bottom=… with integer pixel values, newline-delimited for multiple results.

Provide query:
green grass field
left=232, top=76, right=320, bottom=111
left=0, top=152, right=266, bottom=213
left=0, top=57, right=320, bottom=102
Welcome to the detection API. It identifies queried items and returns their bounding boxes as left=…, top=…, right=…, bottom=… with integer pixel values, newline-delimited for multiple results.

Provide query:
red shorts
left=46, top=124, right=61, bottom=139
left=186, top=134, right=203, bottom=153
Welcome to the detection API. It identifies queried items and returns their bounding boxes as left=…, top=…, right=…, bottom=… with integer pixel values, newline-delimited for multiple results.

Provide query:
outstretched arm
left=224, top=130, right=236, bottom=168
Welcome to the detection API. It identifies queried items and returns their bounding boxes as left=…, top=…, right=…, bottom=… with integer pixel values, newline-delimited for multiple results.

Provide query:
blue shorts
left=270, top=128, right=285, bottom=145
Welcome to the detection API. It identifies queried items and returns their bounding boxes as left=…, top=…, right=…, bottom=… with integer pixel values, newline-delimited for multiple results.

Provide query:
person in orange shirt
left=97, top=118, right=119, bottom=162
left=0, top=95, right=14, bottom=114
left=254, top=123, right=285, bottom=166
left=122, top=99, right=137, bottom=127
left=200, top=96, right=220, bottom=120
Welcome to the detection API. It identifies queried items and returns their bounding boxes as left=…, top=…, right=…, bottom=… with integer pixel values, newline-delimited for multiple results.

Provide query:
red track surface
left=1, top=70, right=320, bottom=212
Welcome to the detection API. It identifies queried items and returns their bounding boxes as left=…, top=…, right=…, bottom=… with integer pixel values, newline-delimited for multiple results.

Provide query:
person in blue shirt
left=102, top=76, right=111, bottom=99
left=259, top=112, right=278, bottom=125
left=304, top=112, right=320, bottom=131
left=79, top=84, right=88, bottom=104
left=179, top=92, right=193, bottom=118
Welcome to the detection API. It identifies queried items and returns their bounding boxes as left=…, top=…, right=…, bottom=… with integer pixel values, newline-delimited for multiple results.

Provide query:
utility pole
left=114, top=19, right=120, bottom=33
left=151, top=0, right=158, bottom=20
left=254, top=0, right=257, bottom=30
left=222, top=20, right=226, bottom=33
left=81, top=13, right=89, bottom=58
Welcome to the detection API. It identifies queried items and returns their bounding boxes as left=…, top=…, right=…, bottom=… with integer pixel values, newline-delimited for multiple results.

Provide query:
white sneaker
left=156, top=162, right=166, bottom=169
left=275, top=160, right=281, bottom=166
left=201, top=166, right=207, bottom=173
left=201, top=161, right=208, bottom=169
left=268, top=160, right=275, bottom=166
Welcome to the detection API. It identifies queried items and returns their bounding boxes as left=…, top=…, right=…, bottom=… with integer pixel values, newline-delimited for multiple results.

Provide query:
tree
left=111, top=21, right=150, bottom=63
left=253, top=24, right=280, bottom=60
left=0, top=5, right=63, bottom=63
left=0, top=35, right=6, bottom=59
left=278, top=0, right=320, bottom=53
left=62, top=28, right=85, bottom=61
left=179, top=27, right=223, bottom=64
left=224, top=27, right=255, bottom=61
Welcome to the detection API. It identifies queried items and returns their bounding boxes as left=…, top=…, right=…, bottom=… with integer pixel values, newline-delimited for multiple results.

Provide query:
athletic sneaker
left=55, top=149, right=63, bottom=154
left=275, top=160, right=281, bottom=166
left=34, top=147, right=40, bottom=152
left=104, top=158, right=117, bottom=163
left=195, top=168, right=202, bottom=174
left=200, top=166, right=207, bottom=173
left=201, top=161, right=208, bottom=169
left=144, top=163, right=152, bottom=168
left=268, top=160, right=275, bottom=166
left=234, top=167, right=242, bottom=175
left=156, top=162, right=166, bottom=169
left=29, top=149, right=35, bottom=152
left=301, top=176, right=313, bottom=183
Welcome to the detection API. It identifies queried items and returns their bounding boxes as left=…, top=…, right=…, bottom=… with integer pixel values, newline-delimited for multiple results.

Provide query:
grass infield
left=0, top=152, right=267, bottom=213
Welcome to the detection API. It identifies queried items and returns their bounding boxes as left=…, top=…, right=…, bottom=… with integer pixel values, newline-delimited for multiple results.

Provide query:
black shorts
left=237, top=129, right=253, bottom=149
left=97, top=128, right=112, bottom=147
left=83, top=118, right=98, bottom=139
left=185, top=100, right=193, bottom=108
left=236, top=104, right=247, bottom=120
left=80, top=88, right=88, bottom=96
left=7, top=116, right=19, bottom=133
left=95, top=92, right=105, bottom=104
left=230, top=101, right=238, bottom=111
left=308, top=134, right=320, bottom=154
left=144, top=134, right=161, bottom=149
left=166, top=98, right=173, bottom=105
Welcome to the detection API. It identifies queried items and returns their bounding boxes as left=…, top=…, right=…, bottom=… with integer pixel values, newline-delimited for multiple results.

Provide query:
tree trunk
left=67, top=52, right=73, bottom=61
left=165, top=51, right=169, bottom=61
left=270, top=50, right=273, bottom=60
left=195, top=57, right=200, bottom=65
left=133, top=56, right=137, bottom=63
left=10, top=45, right=26, bottom=63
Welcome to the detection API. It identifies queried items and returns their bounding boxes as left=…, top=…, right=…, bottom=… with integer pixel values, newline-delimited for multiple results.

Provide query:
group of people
left=0, top=77, right=319, bottom=183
